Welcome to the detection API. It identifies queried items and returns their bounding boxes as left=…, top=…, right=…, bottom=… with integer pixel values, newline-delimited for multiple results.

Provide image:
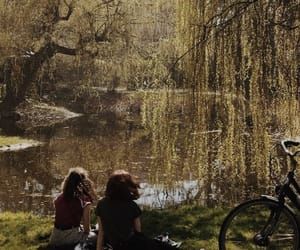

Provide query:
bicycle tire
left=219, top=198, right=300, bottom=250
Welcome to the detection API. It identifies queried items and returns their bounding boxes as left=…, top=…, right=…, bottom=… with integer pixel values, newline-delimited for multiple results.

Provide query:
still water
left=0, top=91, right=299, bottom=214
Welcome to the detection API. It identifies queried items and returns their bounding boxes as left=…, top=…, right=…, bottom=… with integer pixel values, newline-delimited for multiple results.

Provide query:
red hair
left=105, top=170, right=140, bottom=201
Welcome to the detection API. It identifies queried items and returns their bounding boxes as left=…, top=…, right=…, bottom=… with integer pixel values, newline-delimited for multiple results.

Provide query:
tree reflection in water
left=0, top=91, right=299, bottom=214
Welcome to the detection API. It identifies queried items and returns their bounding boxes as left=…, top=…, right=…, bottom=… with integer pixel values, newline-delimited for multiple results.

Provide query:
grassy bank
left=142, top=206, right=228, bottom=250
left=0, top=135, right=42, bottom=152
left=0, top=212, right=52, bottom=250
left=0, top=206, right=229, bottom=250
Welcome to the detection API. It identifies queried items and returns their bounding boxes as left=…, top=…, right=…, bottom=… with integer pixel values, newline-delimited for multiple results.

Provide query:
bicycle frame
left=254, top=147, right=300, bottom=246
left=219, top=140, right=300, bottom=249
left=248, top=178, right=300, bottom=246
left=249, top=141, right=300, bottom=248
left=279, top=172, right=300, bottom=209
left=276, top=155, right=300, bottom=209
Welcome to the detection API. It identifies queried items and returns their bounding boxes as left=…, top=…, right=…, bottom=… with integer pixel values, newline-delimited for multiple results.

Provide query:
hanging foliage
left=176, top=0, right=299, bottom=98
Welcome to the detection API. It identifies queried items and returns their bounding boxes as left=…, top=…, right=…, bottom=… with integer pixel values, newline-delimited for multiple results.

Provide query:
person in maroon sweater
left=49, top=167, right=97, bottom=247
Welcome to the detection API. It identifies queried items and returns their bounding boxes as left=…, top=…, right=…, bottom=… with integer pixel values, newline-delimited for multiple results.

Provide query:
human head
left=62, top=167, right=88, bottom=200
left=105, top=170, right=140, bottom=201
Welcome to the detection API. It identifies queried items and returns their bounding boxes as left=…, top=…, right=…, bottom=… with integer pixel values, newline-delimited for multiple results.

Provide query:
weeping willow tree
left=176, top=0, right=299, bottom=96
left=174, top=0, right=300, bottom=204
left=140, top=0, right=300, bottom=206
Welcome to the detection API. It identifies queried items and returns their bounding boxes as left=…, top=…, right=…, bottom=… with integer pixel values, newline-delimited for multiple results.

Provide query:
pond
left=0, top=91, right=299, bottom=214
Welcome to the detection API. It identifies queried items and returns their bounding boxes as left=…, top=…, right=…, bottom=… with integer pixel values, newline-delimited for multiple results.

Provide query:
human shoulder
left=97, top=197, right=109, bottom=206
left=53, top=193, right=64, bottom=205
left=54, top=193, right=63, bottom=200
left=129, top=200, right=142, bottom=218
left=129, top=200, right=140, bottom=207
left=95, top=197, right=109, bottom=216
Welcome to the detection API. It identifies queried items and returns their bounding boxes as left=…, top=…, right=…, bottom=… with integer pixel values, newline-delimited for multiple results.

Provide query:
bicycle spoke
left=219, top=199, right=299, bottom=250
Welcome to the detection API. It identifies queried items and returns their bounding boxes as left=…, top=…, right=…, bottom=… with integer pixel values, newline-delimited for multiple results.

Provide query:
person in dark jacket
left=95, top=170, right=178, bottom=250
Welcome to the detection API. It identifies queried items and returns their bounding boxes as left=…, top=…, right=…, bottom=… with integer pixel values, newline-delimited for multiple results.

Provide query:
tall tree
left=176, top=0, right=299, bottom=98
left=0, top=0, right=126, bottom=115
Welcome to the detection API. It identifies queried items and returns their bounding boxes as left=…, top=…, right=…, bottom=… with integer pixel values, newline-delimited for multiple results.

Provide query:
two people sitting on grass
left=49, top=168, right=180, bottom=250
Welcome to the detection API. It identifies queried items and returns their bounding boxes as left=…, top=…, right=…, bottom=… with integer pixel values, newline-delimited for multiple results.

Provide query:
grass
left=0, top=135, right=42, bottom=152
left=0, top=212, right=52, bottom=250
left=142, top=206, right=229, bottom=250
left=0, top=206, right=230, bottom=250
left=0, top=136, right=30, bottom=146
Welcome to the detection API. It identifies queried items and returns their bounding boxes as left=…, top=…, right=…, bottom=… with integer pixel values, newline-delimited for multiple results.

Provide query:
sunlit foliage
left=0, top=0, right=178, bottom=110
left=141, top=0, right=300, bottom=205
left=177, top=0, right=299, bottom=96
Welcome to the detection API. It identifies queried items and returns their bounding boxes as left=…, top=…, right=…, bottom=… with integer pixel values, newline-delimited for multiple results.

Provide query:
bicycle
left=219, top=139, right=300, bottom=249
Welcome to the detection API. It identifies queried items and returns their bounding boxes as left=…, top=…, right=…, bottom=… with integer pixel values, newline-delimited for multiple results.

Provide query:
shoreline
left=0, top=101, right=81, bottom=152
left=0, top=136, right=42, bottom=152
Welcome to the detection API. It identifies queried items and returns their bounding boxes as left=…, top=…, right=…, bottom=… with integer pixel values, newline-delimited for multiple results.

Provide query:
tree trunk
left=0, top=42, right=76, bottom=117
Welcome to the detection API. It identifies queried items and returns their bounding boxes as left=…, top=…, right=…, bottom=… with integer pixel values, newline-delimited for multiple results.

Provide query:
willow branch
left=54, top=43, right=77, bottom=55
left=59, top=0, right=74, bottom=21
left=167, top=0, right=259, bottom=80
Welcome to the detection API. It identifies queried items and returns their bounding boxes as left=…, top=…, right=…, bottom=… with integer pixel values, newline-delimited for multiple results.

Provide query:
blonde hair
left=61, top=167, right=88, bottom=200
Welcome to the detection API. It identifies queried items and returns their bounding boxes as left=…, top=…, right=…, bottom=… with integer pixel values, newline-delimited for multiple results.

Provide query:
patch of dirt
left=0, top=140, right=42, bottom=152
left=16, top=99, right=81, bottom=129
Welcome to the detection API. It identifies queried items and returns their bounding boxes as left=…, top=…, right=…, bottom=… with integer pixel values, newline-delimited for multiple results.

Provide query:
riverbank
left=0, top=100, right=81, bottom=152
left=0, top=135, right=42, bottom=152
left=16, top=100, right=81, bottom=130
left=0, top=205, right=228, bottom=250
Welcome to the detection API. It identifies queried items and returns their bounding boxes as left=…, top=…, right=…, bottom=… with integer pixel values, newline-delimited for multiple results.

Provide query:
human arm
left=133, top=216, right=141, bottom=232
left=131, top=201, right=142, bottom=232
left=96, top=217, right=104, bottom=250
left=82, top=204, right=91, bottom=233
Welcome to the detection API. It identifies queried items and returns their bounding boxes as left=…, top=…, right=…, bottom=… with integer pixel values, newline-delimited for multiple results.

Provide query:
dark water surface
left=0, top=92, right=299, bottom=214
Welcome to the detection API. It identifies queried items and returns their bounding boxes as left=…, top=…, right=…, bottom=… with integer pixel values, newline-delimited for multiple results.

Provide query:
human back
left=96, top=197, right=141, bottom=246
left=49, top=167, right=97, bottom=247
left=96, top=170, right=141, bottom=249
left=96, top=170, right=179, bottom=250
left=53, top=193, right=86, bottom=230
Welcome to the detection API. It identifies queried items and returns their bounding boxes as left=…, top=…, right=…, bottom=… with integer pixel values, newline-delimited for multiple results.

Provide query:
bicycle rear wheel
left=219, top=198, right=299, bottom=250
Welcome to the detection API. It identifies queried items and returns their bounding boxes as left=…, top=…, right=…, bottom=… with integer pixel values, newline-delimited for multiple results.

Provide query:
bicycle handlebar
left=281, top=139, right=300, bottom=157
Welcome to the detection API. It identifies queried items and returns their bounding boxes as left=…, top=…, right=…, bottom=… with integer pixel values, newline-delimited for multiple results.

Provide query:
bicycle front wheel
left=219, top=198, right=299, bottom=250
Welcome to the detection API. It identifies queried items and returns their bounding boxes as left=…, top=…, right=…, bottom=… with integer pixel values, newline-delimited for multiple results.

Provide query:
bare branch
left=59, top=0, right=74, bottom=21
left=53, top=43, right=77, bottom=55
left=94, top=0, right=123, bottom=42
left=167, top=0, right=259, bottom=80
left=205, top=0, right=258, bottom=28
left=269, top=20, right=300, bottom=30
left=95, top=25, right=110, bottom=42
left=101, top=0, right=115, bottom=5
